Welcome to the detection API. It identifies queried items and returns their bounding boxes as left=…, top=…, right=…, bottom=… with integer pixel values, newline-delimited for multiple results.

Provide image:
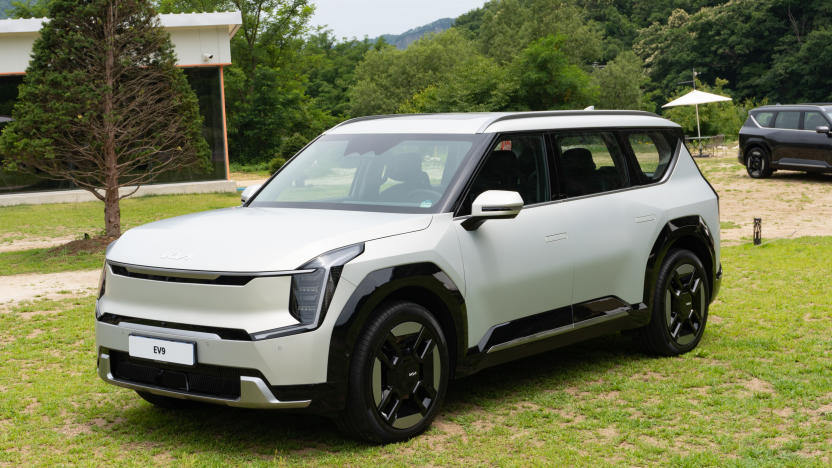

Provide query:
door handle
left=634, top=214, right=656, bottom=224
left=545, top=232, right=568, bottom=243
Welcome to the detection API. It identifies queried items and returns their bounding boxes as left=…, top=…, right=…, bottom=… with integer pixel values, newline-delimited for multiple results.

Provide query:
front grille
left=109, top=350, right=241, bottom=399
left=110, top=264, right=254, bottom=286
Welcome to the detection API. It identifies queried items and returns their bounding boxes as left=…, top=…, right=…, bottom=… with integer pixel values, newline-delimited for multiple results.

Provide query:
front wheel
left=746, top=146, right=773, bottom=178
left=337, top=301, right=450, bottom=443
left=639, top=249, right=710, bottom=356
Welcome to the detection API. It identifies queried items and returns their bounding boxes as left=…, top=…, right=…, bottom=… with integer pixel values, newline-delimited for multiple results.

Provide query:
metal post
left=753, top=218, right=762, bottom=245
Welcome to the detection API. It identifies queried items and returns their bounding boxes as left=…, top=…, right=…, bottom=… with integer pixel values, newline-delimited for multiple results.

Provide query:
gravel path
left=0, top=269, right=100, bottom=307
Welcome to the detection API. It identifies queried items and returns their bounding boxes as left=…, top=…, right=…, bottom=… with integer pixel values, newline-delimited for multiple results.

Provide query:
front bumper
left=97, top=351, right=310, bottom=409
left=94, top=313, right=346, bottom=412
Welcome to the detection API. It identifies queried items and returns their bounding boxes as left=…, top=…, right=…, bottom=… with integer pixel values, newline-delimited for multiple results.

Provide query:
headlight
left=288, top=243, right=364, bottom=327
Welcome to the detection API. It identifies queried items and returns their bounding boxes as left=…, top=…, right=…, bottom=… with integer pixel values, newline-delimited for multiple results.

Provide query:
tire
left=639, top=249, right=710, bottom=356
left=337, top=301, right=450, bottom=443
left=136, top=390, right=202, bottom=409
left=745, top=146, right=773, bottom=178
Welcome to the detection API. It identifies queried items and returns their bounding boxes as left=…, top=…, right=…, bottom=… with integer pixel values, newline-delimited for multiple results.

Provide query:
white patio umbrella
left=662, top=89, right=732, bottom=138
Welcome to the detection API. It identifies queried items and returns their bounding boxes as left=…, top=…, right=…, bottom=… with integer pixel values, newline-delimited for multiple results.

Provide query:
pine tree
left=0, top=0, right=210, bottom=237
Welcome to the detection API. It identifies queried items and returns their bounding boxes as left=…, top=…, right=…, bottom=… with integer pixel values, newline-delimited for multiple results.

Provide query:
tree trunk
left=103, top=1, right=120, bottom=238
left=104, top=186, right=121, bottom=237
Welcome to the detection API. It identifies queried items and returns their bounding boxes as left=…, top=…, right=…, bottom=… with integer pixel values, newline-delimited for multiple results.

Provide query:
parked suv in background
left=739, top=104, right=832, bottom=178
left=96, top=111, right=721, bottom=443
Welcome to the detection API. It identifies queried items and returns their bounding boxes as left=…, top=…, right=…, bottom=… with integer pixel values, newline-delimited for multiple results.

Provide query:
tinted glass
left=804, top=111, right=828, bottom=130
left=627, top=132, right=674, bottom=182
left=251, top=133, right=485, bottom=212
left=774, top=111, right=801, bottom=130
left=461, top=134, right=549, bottom=214
left=556, top=133, right=629, bottom=197
left=752, top=111, right=775, bottom=127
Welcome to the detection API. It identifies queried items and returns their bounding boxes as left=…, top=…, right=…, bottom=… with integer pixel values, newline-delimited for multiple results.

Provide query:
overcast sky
left=309, top=0, right=487, bottom=40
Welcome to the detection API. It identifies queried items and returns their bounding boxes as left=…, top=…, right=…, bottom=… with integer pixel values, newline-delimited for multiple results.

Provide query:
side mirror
left=240, top=184, right=261, bottom=204
left=816, top=126, right=830, bottom=135
left=461, top=190, right=523, bottom=231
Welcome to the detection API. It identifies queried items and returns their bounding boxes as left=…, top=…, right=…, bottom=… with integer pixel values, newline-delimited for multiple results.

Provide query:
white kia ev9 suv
left=95, top=111, right=722, bottom=442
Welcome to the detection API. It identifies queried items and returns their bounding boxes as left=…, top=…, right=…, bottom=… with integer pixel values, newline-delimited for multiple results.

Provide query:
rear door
left=551, top=130, right=664, bottom=317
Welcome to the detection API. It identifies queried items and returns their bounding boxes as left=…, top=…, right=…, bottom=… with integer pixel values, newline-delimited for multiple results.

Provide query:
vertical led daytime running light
left=288, top=243, right=364, bottom=327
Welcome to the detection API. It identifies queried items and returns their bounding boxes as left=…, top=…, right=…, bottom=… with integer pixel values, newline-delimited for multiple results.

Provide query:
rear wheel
left=640, top=249, right=710, bottom=356
left=746, top=146, right=773, bottom=178
left=337, top=301, right=449, bottom=443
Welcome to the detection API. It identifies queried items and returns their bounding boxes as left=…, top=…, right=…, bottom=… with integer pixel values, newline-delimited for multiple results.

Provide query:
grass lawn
left=0, top=246, right=102, bottom=276
left=0, top=192, right=240, bottom=243
left=1, top=237, right=830, bottom=466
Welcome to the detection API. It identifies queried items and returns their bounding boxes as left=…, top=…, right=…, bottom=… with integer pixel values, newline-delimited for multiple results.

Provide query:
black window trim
left=452, top=126, right=684, bottom=219
left=451, top=131, right=554, bottom=217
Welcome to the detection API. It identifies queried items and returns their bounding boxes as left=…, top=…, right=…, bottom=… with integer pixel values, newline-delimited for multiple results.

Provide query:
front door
left=800, top=111, right=832, bottom=169
left=454, top=133, right=574, bottom=349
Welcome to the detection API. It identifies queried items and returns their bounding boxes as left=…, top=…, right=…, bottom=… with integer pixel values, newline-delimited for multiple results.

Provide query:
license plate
left=128, top=335, right=195, bottom=366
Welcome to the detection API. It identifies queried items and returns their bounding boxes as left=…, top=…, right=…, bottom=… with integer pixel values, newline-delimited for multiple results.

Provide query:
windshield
left=250, top=133, right=487, bottom=213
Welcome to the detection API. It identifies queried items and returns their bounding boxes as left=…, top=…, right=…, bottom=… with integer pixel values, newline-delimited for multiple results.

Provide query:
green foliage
left=350, top=29, right=484, bottom=115
left=635, top=0, right=832, bottom=104
left=267, top=131, right=307, bottom=172
left=474, top=0, right=604, bottom=66
left=511, top=35, right=597, bottom=110
left=593, top=51, right=648, bottom=110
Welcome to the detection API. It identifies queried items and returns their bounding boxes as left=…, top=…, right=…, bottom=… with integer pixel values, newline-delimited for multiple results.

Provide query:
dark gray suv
left=738, top=104, right=832, bottom=178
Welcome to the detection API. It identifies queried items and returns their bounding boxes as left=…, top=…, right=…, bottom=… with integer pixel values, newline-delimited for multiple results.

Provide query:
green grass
left=230, top=161, right=272, bottom=176
left=0, top=192, right=240, bottom=243
left=1, top=237, right=831, bottom=466
left=721, top=220, right=741, bottom=230
left=0, top=246, right=102, bottom=276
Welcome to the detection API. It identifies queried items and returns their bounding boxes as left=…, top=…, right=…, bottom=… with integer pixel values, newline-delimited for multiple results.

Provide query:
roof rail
left=328, top=113, right=431, bottom=131
left=475, top=110, right=660, bottom=133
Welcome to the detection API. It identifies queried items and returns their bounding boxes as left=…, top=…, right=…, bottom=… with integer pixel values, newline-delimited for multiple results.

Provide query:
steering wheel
left=407, top=188, right=442, bottom=204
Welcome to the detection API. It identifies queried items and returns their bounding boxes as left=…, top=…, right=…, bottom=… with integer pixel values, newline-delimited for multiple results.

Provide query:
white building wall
left=0, top=12, right=241, bottom=74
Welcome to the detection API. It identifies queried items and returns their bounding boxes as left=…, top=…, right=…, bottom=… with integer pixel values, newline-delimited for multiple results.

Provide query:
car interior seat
left=379, top=152, right=430, bottom=202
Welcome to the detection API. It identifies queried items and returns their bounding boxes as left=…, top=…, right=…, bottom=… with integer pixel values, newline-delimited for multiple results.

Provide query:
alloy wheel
left=370, top=321, right=441, bottom=430
left=664, top=263, right=706, bottom=347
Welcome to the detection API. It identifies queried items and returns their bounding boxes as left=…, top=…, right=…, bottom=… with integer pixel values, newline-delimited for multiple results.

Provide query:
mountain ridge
left=377, top=17, right=454, bottom=49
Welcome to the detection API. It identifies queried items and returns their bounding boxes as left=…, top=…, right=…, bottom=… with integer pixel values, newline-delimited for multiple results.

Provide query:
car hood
left=107, top=207, right=433, bottom=272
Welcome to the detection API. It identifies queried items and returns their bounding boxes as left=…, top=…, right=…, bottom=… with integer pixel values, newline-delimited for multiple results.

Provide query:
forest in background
left=4, top=0, right=832, bottom=168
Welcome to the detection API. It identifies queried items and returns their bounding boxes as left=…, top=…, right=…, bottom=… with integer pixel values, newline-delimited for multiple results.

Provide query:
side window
left=627, top=132, right=674, bottom=183
left=752, top=111, right=775, bottom=127
left=774, top=111, right=801, bottom=130
left=804, top=111, right=828, bottom=130
left=556, top=132, right=629, bottom=197
left=461, top=134, right=549, bottom=215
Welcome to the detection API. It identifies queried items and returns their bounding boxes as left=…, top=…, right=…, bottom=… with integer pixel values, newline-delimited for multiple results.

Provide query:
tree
left=593, top=51, right=648, bottom=110
left=510, top=35, right=598, bottom=110
left=0, top=0, right=209, bottom=237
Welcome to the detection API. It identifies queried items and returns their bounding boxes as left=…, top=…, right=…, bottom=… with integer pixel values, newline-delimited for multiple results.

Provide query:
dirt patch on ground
left=0, top=269, right=99, bottom=305
left=0, top=236, right=77, bottom=253
left=48, top=236, right=116, bottom=255
left=701, top=153, right=832, bottom=244
left=230, top=172, right=268, bottom=188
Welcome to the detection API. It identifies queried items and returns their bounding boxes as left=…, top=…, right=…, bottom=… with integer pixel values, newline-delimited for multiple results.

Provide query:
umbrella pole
left=695, top=103, right=702, bottom=157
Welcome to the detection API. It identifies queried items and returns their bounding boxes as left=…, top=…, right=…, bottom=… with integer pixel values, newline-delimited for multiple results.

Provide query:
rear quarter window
left=626, top=132, right=674, bottom=183
left=752, top=111, right=775, bottom=127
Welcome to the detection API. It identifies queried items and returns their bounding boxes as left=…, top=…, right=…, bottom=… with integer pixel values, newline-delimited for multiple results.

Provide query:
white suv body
left=96, top=111, right=721, bottom=442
